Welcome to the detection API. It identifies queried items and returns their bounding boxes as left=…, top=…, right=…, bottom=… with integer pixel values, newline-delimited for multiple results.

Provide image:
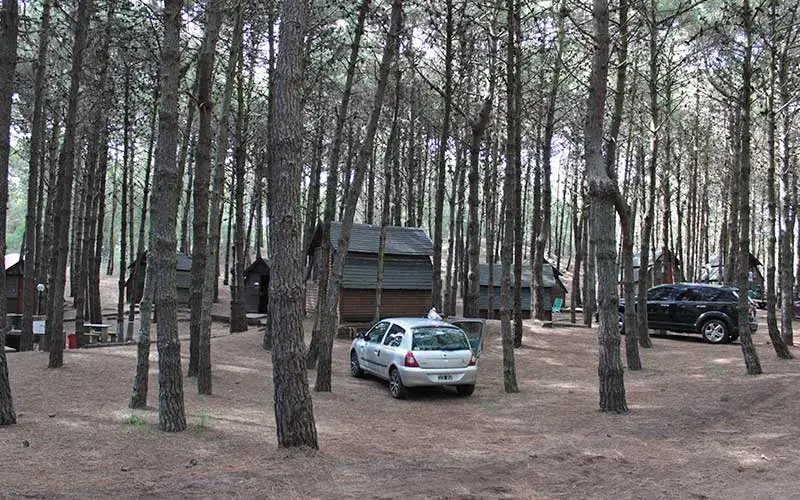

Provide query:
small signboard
left=33, top=320, right=45, bottom=335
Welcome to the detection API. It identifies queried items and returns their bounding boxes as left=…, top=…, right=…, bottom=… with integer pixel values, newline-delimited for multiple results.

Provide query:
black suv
left=620, top=283, right=758, bottom=344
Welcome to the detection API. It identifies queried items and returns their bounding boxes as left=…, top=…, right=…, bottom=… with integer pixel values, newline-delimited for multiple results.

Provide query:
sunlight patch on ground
left=538, top=357, right=564, bottom=366
left=730, top=448, right=772, bottom=465
left=213, top=363, right=260, bottom=375
left=711, top=357, right=738, bottom=365
left=542, top=381, right=592, bottom=392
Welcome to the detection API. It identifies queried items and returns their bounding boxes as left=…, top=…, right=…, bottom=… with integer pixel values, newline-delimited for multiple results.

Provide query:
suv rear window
left=411, top=327, right=470, bottom=351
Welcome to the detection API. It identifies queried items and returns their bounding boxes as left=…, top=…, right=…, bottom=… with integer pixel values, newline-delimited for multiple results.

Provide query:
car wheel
left=389, top=368, right=407, bottom=399
left=456, top=384, right=475, bottom=396
left=349, top=351, right=364, bottom=378
left=700, top=319, right=730, bottom=344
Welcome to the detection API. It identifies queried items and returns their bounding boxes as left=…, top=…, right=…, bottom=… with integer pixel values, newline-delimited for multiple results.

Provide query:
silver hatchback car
left=349, top=317, right=484, bottom=399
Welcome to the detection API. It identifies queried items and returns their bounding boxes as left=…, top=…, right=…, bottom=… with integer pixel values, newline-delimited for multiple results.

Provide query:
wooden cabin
left=305, top=222, right=434, bottom=322
left=700, top=253, right=763, bottom=286
left=126, top=251, right=193, bottom=305
left=4, top=253, right=25, bottom=314
left=243, top=256, right=269, bottom=313
left=478, top=261, right=568, bottom=321
left=632, top=248, right=683, bottom=288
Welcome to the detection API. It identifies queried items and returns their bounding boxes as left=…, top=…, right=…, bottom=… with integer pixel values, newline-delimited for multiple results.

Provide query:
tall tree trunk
left=77, top=0, right=115, bottom=339
left=116, top=66, right=130, bottom=341
left=585, top=0, right=627, bottom=413
left=151, top=0, right=187, bottom=432
left=269, top=0, right=318, bottom=449
left=0, top=0, right=19, bottom=425
left=199, top=3, right=242, bottom=392
left=127, top=86, right=159, bottom=342
left=106, top=160, right=117, bottom=276
left=129, top=262, right=155, bottom=408
left=778, top=21, right=795, bottom=346
left=47, top=0, right=92, bottom=369
left=484, top=134, right=499, bottom=317
left=375, top=70, right=401, bottom=320
left=316, top=0, right=403, bottom=392
left=605, top=0, right=638, bottom=370
left=188, top=0, right=223, bottom=384
left=765, top=0, right=793, bottom=359
left=230, top=29, right=250, bottom=334
left=735, top=0, right=762, bottom=375
left=177, top=79, right=198, bottom=254
left=532, top=2, right=565, bottom=321
left=464, top=97, right=493, bottom=318
left=307, top=0, right=370, bottom=367
left=179, top=136, right=194, bottom=254
left=432, top=0, right=455, bottom=310
left=501, top=0, right=519, bottom=392
left=20, top=0, right=51, bottom=351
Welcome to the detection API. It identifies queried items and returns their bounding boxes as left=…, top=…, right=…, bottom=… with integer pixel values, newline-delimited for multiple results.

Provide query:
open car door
left=448, top=318, right=485, bottom=357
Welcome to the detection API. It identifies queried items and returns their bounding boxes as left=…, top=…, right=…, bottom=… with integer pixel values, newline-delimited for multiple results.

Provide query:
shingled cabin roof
left=478, top=262, right=565, bottom=290
left=307, top=222, right=434, bottom=290
left=308, top=221, right=434, bottom=257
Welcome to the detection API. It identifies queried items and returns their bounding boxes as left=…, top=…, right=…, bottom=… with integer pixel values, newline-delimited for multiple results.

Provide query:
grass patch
left=193, top=397, right=211, bottom=432
left=124, top=414, right=147, bottom=428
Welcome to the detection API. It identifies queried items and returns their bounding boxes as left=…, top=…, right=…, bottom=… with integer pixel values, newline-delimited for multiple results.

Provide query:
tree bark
left=501, top=0, right=519, bottom=392
left=269, top=0, right=318, bottom=449
left=129, top=262, right=155, bottom=409
left=151, top=0, right=187, bottom=432
left=229, top=26, right=250, bottom=335
left=200, top=3, right=242, bottom=393
left=20, top=0, right=51, bottom=352
left=316, top=0, right=404, bottom=393
left=432, top=0, right=455, bottom=310
left=47, top=0, right=92, bottom=369
left=0, top=0, right=19, bottom=425
left=765, top=0, right=793, bottom=359
left=585, top=0, right=627, bottom=413
left=532, top=2, right=566, bottom=322
left=116, top=65, right=131, bottom=341
left=188, top=0, right=223, bottom=384
left=735, top=0, right=762, bottom=376
left=306, top=0, right=370, bottom=368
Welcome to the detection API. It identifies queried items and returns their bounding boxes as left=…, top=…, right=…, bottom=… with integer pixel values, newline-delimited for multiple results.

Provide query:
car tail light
left=404, top=352, right=419, bottom=367
left=468, top=352, right=476, bottom=366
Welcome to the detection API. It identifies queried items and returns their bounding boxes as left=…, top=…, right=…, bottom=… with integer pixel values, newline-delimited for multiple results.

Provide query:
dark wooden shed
left=126, top=251, right=193, bottom=305
left=632, top=248, right=683, bottom=288
left=4, top=253, right=25, bottom=314
left=478, top=261, right=567, bottom=321
left=700, top=253, right=763, bottom=286
left=243, top=256, right=269, bottom=313
left=305, top=222, right=434, bottom=322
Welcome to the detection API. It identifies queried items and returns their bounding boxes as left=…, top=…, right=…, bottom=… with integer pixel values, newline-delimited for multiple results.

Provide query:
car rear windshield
left=411, top=327, right=470, bottom=351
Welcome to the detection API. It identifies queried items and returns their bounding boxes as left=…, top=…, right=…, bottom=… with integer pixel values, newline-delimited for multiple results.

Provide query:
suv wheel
left=700, top=319, right=730, bottom=344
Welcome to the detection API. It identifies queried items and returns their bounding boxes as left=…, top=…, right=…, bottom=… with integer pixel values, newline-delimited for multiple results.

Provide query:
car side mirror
left=355, top=332, right=367, bottom=340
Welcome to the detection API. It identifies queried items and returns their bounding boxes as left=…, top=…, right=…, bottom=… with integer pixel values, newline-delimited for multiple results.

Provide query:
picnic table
left=83, top=323, right=114, bottom=343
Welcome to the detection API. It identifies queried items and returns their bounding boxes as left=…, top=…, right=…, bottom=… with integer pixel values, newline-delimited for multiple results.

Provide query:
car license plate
left=438, top=374, right=453, bottom=381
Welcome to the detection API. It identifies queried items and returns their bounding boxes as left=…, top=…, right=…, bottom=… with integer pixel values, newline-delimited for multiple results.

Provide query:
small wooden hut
left=700, top=253, right=763, bottom=286
left=632, top=248, right=683, bottom=288
left=243, top=256, right=269, bottom=313
left=478, top=261, right=568, bottom=321
left=305, top=222, right=434, bottom=322
left=4, top=253, right=25, bottom=314
left=126, top=251, right=193, bottom=305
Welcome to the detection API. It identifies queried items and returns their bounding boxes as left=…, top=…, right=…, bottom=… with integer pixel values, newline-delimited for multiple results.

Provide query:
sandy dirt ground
left=3, top=276, right=800, bottom=499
